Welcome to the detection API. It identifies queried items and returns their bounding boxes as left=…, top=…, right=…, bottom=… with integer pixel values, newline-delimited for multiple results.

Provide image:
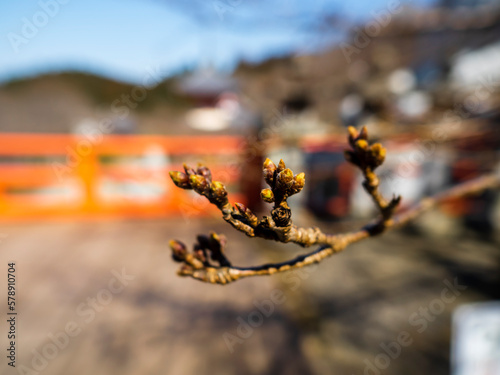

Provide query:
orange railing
left=0, top=134, right=244, bottom=221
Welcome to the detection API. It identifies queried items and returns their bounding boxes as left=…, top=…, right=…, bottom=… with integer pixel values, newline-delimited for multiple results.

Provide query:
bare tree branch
left=168, top=127, right=500, bottom=284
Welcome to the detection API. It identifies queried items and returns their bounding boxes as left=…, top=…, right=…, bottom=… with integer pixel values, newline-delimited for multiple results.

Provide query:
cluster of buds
left=169, top=239, right=204, bottom=270
left=261, top=158, right=306, bottom=204
left=196, top=232, right=231, bottom=267
left=169, top=164, right=228, bottom=207
left=169, top=232, right=231, bottom=273
left=344, top=126, right=386, bottom=171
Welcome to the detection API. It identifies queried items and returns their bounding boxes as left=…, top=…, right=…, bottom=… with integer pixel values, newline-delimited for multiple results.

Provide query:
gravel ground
left=0, top=217, right=498, bottom=375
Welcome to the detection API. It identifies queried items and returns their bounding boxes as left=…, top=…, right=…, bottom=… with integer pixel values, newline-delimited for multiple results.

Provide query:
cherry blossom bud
left=169, top=240, right=187, bottom=262
left=359, top=126, right=368, bottom=140
left=293, top=172, right=305, bottom=192
left=234, top=203, right=247, bottom=215
left=260, top=188, right=274, bottom=203
left=210, top=181, right=227, bottom=199
left=277, top=168, right=294, bottom=190
left=189, top=174, right=208, bottom=194
left=169, top=171, right=191, bottom=189
left=277, top=159, right=286, bottom=173
left=183, top=163, right=196, bottom=176
left=355, top=139, right=369, bottom=151
left=347, top=126, right=358, bottom=144
left=263, top=158, right=277, bottom=184
left=370, top=143, right=386, bottom=168
left=197, top=165, right=212, bottom=181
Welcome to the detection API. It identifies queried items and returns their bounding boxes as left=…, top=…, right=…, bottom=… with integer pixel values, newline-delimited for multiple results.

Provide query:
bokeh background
left=0, top=0, right=499, bottom=374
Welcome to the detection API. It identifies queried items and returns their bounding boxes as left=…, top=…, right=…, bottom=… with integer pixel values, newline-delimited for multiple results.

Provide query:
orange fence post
left=77, top=151, right=99, bottom=213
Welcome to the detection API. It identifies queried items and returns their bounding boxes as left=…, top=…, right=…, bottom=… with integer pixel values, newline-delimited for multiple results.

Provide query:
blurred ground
left=1, top=217, right=498, bottom=375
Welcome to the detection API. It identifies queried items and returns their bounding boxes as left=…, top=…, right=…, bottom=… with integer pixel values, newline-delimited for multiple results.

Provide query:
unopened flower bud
left=293, top=172, right=305, bottom=192
left=234, top=202, right=247, bottom=215
left=263, top=158, right=276, bottom=171
left=196, top=234, right=210, bottom=249
left=197, top=165, right=212, bottom=181
left=183, top=163, right=196, bottom=176
left=189, top=174, right=208, bottom=193
left=260, top=188, right=274, bottom=203
left=184, top=254, right=204, bottom=269
left=210, top=181, right=227, bottom=199
left=370, top=143, right=386, bottom=167
left=169, top=171, right=191, bottom=189
left=348, top=126, right=358, bottom=140
left=208, top=232, right=230, bottom=266
left=371, top=143, right=381, bottom=152
left=277, top=168, right=294, bottom=190
left=355, top=139, right=369, bottom=151
left=209, top=232, right=226, bottom=250
left=194, top=246, right=207, bottom=263
left=214, top=232, right=227, bottom=247
left=263, top=158, right=277, bottom=184
left=359, top=126, right=368, bottom=140
left=245, top=208, right=259, bottom=226
left=169, top=240, right=187, bottom=262
left=371, top=143, right=386, bottom=157
left=277, top=159, right=286, bottom=173
left=210, top=232, right=220, bottom=243
left=233, top=202, right=257, bottom=225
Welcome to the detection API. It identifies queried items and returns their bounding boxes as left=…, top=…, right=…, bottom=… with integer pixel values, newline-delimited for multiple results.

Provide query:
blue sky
left=0, top=0, right=435, bottom=84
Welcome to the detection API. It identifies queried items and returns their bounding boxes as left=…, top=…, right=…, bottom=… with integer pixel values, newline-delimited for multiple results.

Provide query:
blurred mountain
left=0, top=71, right=192, bottom=134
